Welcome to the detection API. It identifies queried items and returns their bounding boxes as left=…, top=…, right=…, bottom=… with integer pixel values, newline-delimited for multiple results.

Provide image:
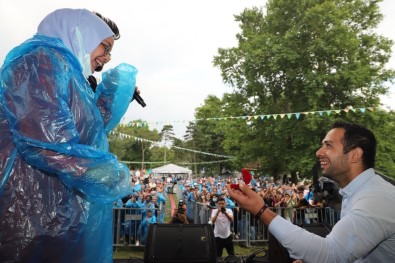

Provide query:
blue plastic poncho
left=0, top=23, right=136, bottom=263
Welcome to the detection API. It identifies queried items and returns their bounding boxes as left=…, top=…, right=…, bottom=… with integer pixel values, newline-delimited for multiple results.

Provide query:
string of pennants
left=113, top=106, right=377, bottom=161
left=113, top=132, right=235, bottom=159
left=121, top=107, right=376, bottom=128
left=120, top=159, right=233, bottom=165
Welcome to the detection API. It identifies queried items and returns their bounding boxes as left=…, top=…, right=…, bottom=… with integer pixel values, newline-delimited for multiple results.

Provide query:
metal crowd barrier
left=190, top=200, right=336, bottom=247
left=112, top=204, right=336, bottom=248
left=113, top=207, right=159, bottom=248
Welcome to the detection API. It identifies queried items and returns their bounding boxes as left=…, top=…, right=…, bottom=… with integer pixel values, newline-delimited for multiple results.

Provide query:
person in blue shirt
left=182, top=184, right=195, bottom=218
left=124, top=195, right=143, bottom=244
left=137, top=210, right=157, bottom=245
left=114, top=199, right=124, bottom=208
left=141, top=195, right=156, bottom=219
left=228, top=121, right=395, bottom=262
left=0, top=8, right=137, bottom=263
left=220, top=192, right=236, bottom=209
left=155, top=190, right=167, bottom=223
left=250, top=177, right=257, bottom=187
left=131, top=179, right=142, bottom=193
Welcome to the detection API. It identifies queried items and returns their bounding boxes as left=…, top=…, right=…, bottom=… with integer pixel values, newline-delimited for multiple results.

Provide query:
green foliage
left=109, top=122, right=161, bottom=169
left=160, top=125, right=176, bottom=143
left=191, top=96, right=229, bottom=175
left=159, top=125, right=176, bottom=164
left=210, top=0, right=395, bottom=180
left=340, top=109, right=395, bottom=176
left=215, top=0, right=393, bottom=112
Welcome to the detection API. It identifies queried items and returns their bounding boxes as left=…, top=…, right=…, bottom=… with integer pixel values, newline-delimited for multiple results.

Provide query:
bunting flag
left=120, top=159, right=233, bottom=165
left=120, top=161, right=170, bottom=164
left=177, top=159, right=235, bottom=165
left=113, top=106, right=377, bottom=161
left=121, top=107, right=376, bottom=128
left=112, top=132, right=235, bottom=159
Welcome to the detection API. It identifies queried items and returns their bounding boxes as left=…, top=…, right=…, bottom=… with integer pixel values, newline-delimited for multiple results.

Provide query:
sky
left=1, top=0, right=394, bottom=138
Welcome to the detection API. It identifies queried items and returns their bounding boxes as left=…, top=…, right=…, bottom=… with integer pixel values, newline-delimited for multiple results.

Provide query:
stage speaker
left=268, top=223, right=332, bottom=263
left=144, top=224, right=217, bottom=263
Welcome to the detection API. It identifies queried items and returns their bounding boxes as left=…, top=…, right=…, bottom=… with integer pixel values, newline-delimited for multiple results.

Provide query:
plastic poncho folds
left=0, top=35, right=136, bottom=263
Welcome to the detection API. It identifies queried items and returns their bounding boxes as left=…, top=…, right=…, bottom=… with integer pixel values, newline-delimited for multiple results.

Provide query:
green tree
left=159, top=125, right=176, bottom=163
left=183, top=121, right=199, bottom=174
left=149, top=146, right=174, bottom=165
left=171, top=137, right=189, bottom=165
left=215, top=0, right=393, bottom=111
left=192, top=96, right=229, bottom=175
left=374, top=111, right=395, bottom=177
left=213, top=0, right=394, bottom=179
left=190, top=94, right=258, bottom=176
left=338, top=109, right=395, bottom=177
left=109, top=122, right=160, bottom=170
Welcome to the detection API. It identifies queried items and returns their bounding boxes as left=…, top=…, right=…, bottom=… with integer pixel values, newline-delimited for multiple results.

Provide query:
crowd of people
left=113, top=177, right=166, bottom=245
left=112, top=169, right=338, bottom=248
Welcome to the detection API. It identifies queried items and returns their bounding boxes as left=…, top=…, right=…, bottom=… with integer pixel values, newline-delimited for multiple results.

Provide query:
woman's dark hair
left=87, top=11, right=120, bottom=89
left=93, top=11, right=120, bottom=40
left=331, top=121, right=376, bottom=169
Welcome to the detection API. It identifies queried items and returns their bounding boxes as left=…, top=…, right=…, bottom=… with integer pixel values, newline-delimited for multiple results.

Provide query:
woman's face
left=90, top=36, right=114, bottom=72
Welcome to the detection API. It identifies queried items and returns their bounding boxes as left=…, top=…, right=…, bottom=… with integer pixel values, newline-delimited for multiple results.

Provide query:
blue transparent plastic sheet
left=0, top=35, right=135, bottom=262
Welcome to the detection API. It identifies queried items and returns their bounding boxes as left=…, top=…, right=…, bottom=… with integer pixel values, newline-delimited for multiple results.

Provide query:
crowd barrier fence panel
left=113, top=207, right=159, bottom=248
left=112, top=202, right=336, bottom=248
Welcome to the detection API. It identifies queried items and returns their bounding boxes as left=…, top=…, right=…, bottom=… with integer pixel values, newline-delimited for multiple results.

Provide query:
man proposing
left=227, top=121, right=395, bottom=262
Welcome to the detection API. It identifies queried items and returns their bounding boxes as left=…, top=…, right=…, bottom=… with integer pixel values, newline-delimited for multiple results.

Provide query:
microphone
left=132, top=89, right=146, bottom=107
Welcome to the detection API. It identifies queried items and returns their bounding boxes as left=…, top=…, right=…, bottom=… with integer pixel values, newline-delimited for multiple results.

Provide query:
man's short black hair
left=331, top=121, right=376, bottom=169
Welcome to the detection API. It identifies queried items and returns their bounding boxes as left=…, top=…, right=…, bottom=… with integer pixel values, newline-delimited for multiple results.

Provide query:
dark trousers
left=216, top=234, right=234, bottom=257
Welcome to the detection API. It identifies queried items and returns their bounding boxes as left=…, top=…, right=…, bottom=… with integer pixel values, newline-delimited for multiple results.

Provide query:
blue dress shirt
left=269, top=168, right=395, bottom=262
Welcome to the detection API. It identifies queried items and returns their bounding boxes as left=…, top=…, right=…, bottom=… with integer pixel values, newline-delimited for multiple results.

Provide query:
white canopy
left=152, top=163, right=192, bottom=175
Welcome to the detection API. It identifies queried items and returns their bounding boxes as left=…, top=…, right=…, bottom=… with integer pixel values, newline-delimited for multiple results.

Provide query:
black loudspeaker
left=268, top=223, right=332, bottom=263
left=144, top=224, right=217, bottom=263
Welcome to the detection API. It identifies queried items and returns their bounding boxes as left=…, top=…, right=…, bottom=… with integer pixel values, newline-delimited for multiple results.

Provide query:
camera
left=221, top=207, right=226, bottom=213
left=177, top=200, right=185, bottom=214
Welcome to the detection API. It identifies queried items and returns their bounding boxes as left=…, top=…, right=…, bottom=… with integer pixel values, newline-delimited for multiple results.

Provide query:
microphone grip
left=133, top=92, right=146, bottom=107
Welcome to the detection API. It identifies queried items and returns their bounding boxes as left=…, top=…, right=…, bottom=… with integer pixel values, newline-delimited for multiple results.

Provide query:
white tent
left=152, top=163, right=192, bottom=176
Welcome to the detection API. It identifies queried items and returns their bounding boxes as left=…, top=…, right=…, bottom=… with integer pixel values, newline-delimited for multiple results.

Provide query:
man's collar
left=339, top=168, right=375, bottom=197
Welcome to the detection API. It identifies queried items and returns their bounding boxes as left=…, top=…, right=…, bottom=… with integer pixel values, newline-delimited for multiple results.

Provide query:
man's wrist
left=254, top=204, right=268, bottom=220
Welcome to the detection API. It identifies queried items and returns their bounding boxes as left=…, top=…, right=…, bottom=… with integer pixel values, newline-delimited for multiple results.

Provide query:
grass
left=113, top=243, right=268, bottom=260
left=113, top=246, right=145, bottom=259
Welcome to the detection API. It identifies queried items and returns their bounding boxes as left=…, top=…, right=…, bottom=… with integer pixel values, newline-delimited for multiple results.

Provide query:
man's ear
left=350, top=147, right=363, bottom=163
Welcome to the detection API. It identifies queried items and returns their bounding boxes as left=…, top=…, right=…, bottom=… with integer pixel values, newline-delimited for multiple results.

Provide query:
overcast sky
left=1, top=0, right=394, bottom=138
